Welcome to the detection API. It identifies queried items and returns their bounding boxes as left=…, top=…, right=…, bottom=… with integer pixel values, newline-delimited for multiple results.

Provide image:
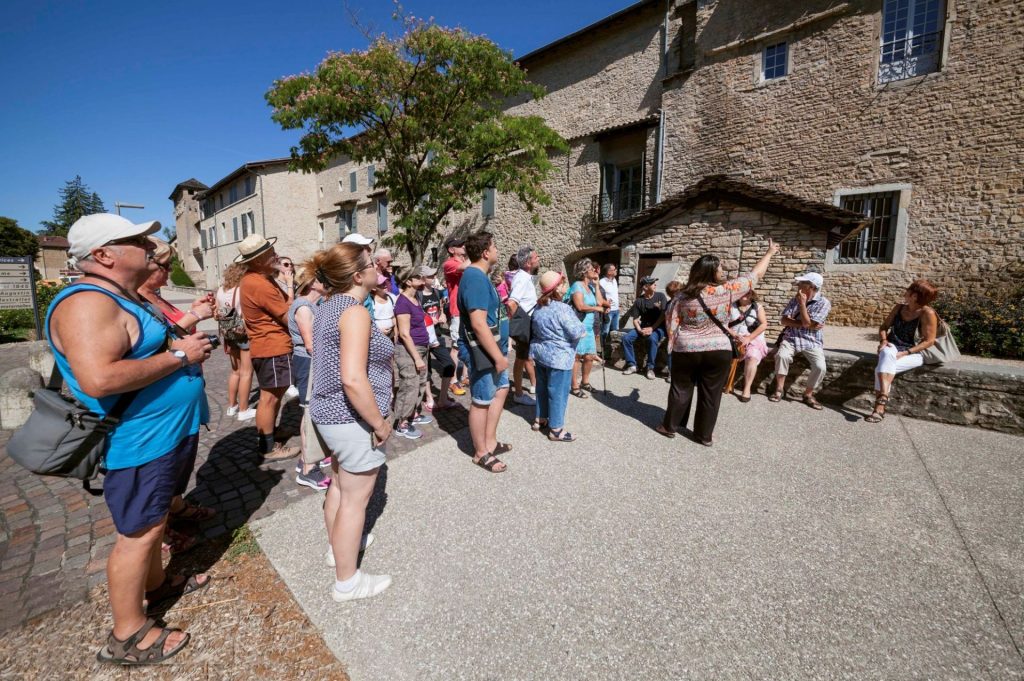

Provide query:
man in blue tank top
left=48, top=213, right=214, bottom=665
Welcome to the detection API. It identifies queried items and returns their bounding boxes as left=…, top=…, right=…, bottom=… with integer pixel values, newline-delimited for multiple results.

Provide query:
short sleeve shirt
left=509, top=270, right=538, bottom=315
left=457, top=266, right=509, bottom=354
left=240, top=272, right=292, bottom=358
left=394, top=294, right=429, bottom=346
left=443, top=257, right=464, bottom=318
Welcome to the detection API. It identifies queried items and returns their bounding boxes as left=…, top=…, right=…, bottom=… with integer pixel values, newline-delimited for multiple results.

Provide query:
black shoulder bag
left=696, top=295, right=741, bottom=359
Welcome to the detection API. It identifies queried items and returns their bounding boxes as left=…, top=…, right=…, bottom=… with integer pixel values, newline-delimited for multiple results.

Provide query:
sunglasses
left=281, top=262, right=293, bottom=268
left=107, top=235, right=151, bottom=248
left=155, top=260, right=171, bottom=272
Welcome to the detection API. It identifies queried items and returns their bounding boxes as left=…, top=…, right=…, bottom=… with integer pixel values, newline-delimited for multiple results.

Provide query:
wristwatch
left=171, top=349, right=189, bottom=368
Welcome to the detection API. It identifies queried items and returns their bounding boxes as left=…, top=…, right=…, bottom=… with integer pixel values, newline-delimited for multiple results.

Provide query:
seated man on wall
left=620, top=276, right=668, bottom=380
left=769, top=272, right=832, bottom=410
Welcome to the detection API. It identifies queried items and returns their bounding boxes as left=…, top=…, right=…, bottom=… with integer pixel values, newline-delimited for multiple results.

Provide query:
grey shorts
left=313, top=421, right=386, bottom=474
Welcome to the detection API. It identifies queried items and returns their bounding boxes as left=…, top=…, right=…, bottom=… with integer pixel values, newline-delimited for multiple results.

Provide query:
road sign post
left=0, top=256, right=41, bottom=339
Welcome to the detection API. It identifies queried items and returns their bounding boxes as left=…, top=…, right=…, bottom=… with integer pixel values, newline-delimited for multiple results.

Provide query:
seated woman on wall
left=865, top=279, right=939, bottom=423
left=728, top=290, right=769, bottom=403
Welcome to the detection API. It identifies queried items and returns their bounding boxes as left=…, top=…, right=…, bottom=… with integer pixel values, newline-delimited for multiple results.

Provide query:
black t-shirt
left=417, top=287, right=442, bottom=324
left=628, top=292, right=668, bottom=329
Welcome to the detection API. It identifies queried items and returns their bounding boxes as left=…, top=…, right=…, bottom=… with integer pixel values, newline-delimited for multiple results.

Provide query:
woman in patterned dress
left=658, top=240, right=780, bottom=445
left=308, top=243, right=395, bottom=602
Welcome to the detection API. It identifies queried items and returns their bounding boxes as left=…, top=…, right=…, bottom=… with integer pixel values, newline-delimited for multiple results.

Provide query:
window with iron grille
left=762, top=42, right=788, bottom=81
left=879, top=0, right=944, bottom=83
left=837, top=191, right=899, bottom=263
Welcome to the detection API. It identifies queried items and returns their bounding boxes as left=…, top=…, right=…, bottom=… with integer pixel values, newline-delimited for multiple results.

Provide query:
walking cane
left=598, top=309, right=608, bottom=395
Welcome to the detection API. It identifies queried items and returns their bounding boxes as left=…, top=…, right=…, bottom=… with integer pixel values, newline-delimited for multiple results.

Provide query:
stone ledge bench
left=602, top=332, right=1024, bottom=435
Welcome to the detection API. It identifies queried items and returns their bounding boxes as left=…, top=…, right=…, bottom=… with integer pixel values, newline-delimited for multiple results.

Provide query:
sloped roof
left=196, top=158, right=291, bottom=199
left=37, top=235, right=69, bottom=248
left=599, top=175, right=868, bottom=248
left=517, top=0, right=658, bottom=66
left=168, top=178, right=209, bottom=201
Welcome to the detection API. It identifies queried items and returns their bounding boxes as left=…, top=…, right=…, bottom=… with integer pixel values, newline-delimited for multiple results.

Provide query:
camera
left=206, top=334, right=220, bottom=349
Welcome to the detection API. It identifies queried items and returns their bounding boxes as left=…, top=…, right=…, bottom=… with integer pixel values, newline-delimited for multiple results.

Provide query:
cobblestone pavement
left=0, top=341, right=472, bottom=632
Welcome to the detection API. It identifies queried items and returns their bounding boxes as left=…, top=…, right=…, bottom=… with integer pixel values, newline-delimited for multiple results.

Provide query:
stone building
left=169, top=178, right=208, bottom=286
left=451, top=0, right=1023, bottom=325
left=33, top=236, right=77, bottom=282
left=314, top=154, right=392, bottom=255
left=190, top=159, right=318, bottom=288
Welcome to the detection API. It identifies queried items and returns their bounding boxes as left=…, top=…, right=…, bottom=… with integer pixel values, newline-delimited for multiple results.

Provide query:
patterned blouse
left=310, top=293, right=394, bottom=425
left=670, top=274, right=758, bottom=353
left=529, top=301, right=586, bottom=371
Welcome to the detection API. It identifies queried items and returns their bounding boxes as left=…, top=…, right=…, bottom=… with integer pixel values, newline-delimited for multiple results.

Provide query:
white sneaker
left=325, top=533, right=375, bottom=567
left=331, top=571, right=392, bottom=602
left=225, top=405, right=239, bottom=417
left=513, top=393, right=536, bottom=406
left=236, top=407, right=257, bottom=421
left=525, top=384, right=536, bottom=395
left=285, top=385, right=300, bottom=400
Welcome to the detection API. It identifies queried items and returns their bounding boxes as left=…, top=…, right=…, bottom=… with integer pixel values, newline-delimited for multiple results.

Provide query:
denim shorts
left=292, top=354, right=311, bottom=406
left=103, top=433, right=199, bottom=536
left=469, top=367, right=510, bottom=406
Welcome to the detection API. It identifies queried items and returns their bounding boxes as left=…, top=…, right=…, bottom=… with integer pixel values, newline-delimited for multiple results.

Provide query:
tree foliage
left=266, top=15, right=567, bottom=263
left=0, top=217, right=40, bottom=260
left=40, top=175, right=106, bottom=237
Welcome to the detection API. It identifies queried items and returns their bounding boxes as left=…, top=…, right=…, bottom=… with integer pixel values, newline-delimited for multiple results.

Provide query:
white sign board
left=0, top=256, right=41, bottom=337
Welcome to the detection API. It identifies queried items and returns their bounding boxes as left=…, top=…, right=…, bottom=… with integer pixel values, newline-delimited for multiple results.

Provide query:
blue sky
left=0, top=0, right=632, bottom=235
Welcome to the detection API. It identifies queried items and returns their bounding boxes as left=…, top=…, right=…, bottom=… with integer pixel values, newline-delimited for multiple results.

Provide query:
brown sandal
left=865, top=394, right=889, bottom=423
left=803, top=394, right=824, bottom=410
left=169, top=501, right=216, bottom=523
left=96, top=617, right=190, bottom=666
left=145, top=573, right=211, bottom=611
left=473, top=453, right=507, bottom=473
left=768, top=391, right=783, bottom=403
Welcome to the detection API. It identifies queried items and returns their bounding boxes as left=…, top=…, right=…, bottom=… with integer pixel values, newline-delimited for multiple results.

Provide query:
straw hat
left=234, top=234, right=278, bottom=264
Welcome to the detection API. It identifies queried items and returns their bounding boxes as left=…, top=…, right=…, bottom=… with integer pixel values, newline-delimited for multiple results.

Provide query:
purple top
left=395, top=293, right=429, bottom=347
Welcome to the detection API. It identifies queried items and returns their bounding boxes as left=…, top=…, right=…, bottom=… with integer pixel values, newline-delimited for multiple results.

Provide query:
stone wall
left=662, top=0, right=1024, bottom=325
left=172, top=189, right=204, bottom=287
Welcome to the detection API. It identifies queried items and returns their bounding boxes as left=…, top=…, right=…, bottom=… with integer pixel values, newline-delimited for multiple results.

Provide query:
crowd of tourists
left=45, top=212, right=945, bottom=665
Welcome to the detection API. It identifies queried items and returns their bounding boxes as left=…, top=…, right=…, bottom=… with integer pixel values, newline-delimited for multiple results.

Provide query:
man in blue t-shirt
left=457, top=231, right=510, bottom=473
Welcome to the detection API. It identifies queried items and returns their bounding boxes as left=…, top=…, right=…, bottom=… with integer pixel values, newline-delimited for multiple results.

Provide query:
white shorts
left=449, top=316, right=461, bottom=346
left=312, top=421, right=386, bottom=474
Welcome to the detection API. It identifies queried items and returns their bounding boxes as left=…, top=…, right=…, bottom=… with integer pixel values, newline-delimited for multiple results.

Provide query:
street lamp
left=114, top=202, right=145, bottom=215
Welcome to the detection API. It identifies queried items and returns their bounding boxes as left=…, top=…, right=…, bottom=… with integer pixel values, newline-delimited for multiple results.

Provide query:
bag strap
left=696, top=295, right=736, bottom=343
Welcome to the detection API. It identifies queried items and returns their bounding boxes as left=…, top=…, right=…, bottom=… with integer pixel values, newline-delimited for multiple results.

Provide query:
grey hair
left=515, top=245, right=536, bottom=270
left=572, top=257, right=593, bottom=281
left=373, top=248, right=392, bottom=262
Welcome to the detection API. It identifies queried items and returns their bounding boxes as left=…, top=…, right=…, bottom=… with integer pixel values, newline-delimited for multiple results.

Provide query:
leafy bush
left=170, top=257, right=195, bottom=287
left=934, top=283, right=1024, bottom=360
left=0, top=281, right=67, bottom=342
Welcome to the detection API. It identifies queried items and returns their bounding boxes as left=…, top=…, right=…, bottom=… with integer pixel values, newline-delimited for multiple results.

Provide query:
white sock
left=335, top=570, right=361, bottom=592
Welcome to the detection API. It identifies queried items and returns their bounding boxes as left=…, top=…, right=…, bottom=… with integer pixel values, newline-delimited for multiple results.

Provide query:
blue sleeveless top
left=45, top=284, right=208, bottom=470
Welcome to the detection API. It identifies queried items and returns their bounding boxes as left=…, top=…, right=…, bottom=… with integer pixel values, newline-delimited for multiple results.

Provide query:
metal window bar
left=595, top=185, right=648, bottom=222
left=879, top=29, right=943, bottom=83
left=838, top=192, right=898, bottom=263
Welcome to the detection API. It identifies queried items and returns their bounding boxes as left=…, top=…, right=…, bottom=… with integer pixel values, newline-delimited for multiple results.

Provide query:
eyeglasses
left=107, top=235, right=151, bottom=248
left=155, top=260, right=171, bottom=272
left=281, top=262, right=293, bottom=268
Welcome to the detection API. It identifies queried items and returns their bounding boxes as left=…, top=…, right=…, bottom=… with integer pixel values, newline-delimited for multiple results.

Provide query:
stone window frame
left=753, top=37, right=791, bottom=87
left=825, top=183, right=912, bottom=272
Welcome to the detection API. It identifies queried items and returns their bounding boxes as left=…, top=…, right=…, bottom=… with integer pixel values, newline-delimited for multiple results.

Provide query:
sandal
left=548, top=428, right=575, bottom=442
left=580, top=383, right=595, bottom=393
left=803, top=394, right=824, bottom=410
left=145, top=573, right=211, bottom=611
left=96, top=617, right=190, bottom=666
left=654, top=424, right=677, bottom=439
left=473, top=452, right=507, bottom=473
left=864, top=394, right=889, bottom=423
left=532, top=418, right=548, bottom=432
left=494, top=442, right=513, bottom=455
left=768, top=391, right=783, bottom=403
left=161, top=527, right=198, bottom=556
left=169, top=501, right=216, bottom=523
left=570, top=388, right=589, bottom=399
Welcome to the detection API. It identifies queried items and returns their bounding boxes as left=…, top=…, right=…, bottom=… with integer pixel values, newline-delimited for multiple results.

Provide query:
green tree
left=266, top=15, right=567, bottom=264
left=0, top=217, right=40, bottom=259
left=40, top=175, right=106, bottom=236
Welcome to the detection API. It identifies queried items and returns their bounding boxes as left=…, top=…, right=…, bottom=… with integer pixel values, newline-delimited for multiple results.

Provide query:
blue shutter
left=200, top=229, right=207, bottom=251
left=350, top=171, right=357, bottom=192
left=482, top=188, right=495, bottom=218
left=232, top=217, right=239, bottom=241
left=367, top=165, right=375, bottom=188
left=377, top=198, right=388, bottom=233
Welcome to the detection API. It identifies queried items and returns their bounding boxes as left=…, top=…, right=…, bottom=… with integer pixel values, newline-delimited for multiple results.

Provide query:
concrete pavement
left=254, top=369, right=1024, bottom=680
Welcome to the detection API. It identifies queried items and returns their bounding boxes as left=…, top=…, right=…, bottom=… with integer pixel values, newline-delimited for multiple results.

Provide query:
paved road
left=255, top=369, right=1024, bottom=680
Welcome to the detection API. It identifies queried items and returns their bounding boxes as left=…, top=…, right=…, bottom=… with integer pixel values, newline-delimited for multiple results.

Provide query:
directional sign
left=0, top=256, right=41, bottom=336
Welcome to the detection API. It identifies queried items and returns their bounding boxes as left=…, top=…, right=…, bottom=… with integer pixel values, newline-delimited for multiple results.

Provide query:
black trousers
left=662, top=350, right=734, bottom=441
left=428, top=336, right=455, bottom=381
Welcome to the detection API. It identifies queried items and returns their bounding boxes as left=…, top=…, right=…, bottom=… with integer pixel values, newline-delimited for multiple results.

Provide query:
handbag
left=217, top=288, right=248, bottom=343
left=508, top=305, right=532, bottom=345
left=919, top=315, right=961, bottom=365
left=696, top=295, right=741, bottom=359
left=6, top=363, right=140, bottom=496
left=458, top=282, right=503, bottom=372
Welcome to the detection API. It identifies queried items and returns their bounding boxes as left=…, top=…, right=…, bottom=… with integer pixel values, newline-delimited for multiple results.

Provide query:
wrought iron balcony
left=589, top=185, right=649, bottom=224
left=878, top=30, right=943, bottom=83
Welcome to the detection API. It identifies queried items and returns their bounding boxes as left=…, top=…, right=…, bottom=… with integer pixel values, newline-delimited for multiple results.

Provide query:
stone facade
left=468, top=0, right=1023, bottom=327
left=169, top=179, right=207, bottom=286
left=315, top=155, right=392, bottom=258
left=194, top=161, right=317, bottom=288
left=33, top=236, right=73, bottom=282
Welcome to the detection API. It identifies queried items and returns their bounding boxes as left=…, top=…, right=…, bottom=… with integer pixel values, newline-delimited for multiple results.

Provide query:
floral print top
left=669, top=274, right=758, bottom=353
left=530, top=301, right=586, bottom=371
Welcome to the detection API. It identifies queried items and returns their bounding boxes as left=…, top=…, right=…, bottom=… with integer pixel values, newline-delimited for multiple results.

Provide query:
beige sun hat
left=234, top=234, right=278, bottom=263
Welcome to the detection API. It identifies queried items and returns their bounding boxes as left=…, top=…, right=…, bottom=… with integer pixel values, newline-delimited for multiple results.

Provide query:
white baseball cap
left=794, top=272, right=824, bottom=289
left=341, top=233, right=374, bottom=246
left=67, top=213, right=161, bottom=264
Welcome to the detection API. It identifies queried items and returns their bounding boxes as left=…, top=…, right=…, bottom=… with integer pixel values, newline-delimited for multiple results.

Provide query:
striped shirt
left=780, top=294, right=831, bottom=351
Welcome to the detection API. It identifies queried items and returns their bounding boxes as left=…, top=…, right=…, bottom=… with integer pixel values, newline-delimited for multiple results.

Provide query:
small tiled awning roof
left=570, top=113, right=660, bottom=142
left=599, top=175, right=869, bottom=248
left=37, top=235, right=70, bottom=248
left=168, top=178, right=209, bottom=200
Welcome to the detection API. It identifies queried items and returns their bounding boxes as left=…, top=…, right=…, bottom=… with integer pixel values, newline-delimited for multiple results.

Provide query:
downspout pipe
left=656, top=0, right=670, bottom=204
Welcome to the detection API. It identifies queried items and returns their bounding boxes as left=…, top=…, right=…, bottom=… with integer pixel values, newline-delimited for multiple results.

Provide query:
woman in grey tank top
left=308, top=243, right=395, bottom=602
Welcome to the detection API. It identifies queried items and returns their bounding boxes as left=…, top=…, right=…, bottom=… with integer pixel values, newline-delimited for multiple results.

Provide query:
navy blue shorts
left=103, top=433, right=200, bottom=536
left=292, top=354, right=311, bottom=406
